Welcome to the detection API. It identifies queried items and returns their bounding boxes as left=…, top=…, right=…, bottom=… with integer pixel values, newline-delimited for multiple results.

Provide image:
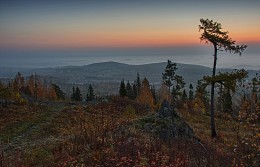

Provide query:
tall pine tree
left=126, top=81, right=134, bottom=99
left=52, top=84, right=65, bottom=100
left=136, top=73, right=141, bottom=95
left=132, top=82, right=138, bottom=99
left=162, top=60, right=177, bottom=100
left=199, top=18, right=247, bottom=137
left=119, top=80, right=126, bottom=97
left=189, top=84, right=194, bottom=100
left=182, top=89, right=187, bottom=101
left=75, top=87, right=82, bottom=101
left=71, top=86, right=76, bottom=101
left=86, top=84, right=95, bottom=101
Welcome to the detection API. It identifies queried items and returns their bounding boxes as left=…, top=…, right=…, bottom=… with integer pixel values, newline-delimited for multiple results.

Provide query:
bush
left=122, top=105, right=137, bottom=119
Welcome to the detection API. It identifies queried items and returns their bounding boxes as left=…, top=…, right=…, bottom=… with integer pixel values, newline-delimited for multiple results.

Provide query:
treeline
left=0, top=72, right=65, bottom=105
left=1, top=66, right=258, bottom=113
left=117, top=61, right=205, bottom=112
left=117, top=60, right=260, bottom=116
left=70, top=84, right=95, bottom=102
left=119, top=73, right=156, bottom=110
left=117, top=61, right=195, bottom=111
left=0, top=72, right=98, bottom=105
left=162, top=59, right=260, bottom=116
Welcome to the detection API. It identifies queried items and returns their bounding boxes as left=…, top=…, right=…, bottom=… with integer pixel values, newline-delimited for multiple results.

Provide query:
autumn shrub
left=54, top=107, right=233, bottom=166
left=22, top=146, right=55, bottom=166
left=192, top=97, right=207, bottom=115
left=122, top=105, right=137, bottom=119
left=2, top=98, right=256, bottom=166
left=232, top=99, right=260, bottom=166
left=109, top=96, right=148, bottom=115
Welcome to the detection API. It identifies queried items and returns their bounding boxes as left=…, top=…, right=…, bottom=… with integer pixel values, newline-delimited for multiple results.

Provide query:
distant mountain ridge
left=0, top=61, right=259, bottom=86
left=35, top=61, right=212, bottom=85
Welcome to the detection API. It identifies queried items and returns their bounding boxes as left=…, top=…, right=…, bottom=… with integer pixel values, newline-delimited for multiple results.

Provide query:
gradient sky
left=1, top=0, right=260, bottom=49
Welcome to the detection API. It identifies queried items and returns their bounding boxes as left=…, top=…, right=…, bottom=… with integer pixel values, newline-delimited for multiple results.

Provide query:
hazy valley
left=1, top=61, right=259, bottom=96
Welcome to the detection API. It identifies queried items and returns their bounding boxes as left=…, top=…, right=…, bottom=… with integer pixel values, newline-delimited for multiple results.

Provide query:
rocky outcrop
left=137, top=100, right=195, bottom=141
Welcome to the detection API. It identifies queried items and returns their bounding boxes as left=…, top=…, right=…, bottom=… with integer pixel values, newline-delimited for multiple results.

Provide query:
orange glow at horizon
left=0, top=31, right=196, bottom=49
left=1, top=29, right=259, bottom=49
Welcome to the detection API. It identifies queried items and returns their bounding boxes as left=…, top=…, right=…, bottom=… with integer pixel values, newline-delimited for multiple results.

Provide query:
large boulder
left=158, top=100, right=179, bottom=118
left=137, top=100, right=195, bottom=142
left=158, top=100, right=172, bottom=118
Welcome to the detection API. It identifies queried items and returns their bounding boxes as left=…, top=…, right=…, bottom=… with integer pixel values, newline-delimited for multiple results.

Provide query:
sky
left=0, top=0, right=260, bottom=69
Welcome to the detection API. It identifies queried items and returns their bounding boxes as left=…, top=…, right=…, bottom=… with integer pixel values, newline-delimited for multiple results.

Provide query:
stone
left=158, top=100, right=173, bottom=118
left=137, top=100, right=195, bottom=142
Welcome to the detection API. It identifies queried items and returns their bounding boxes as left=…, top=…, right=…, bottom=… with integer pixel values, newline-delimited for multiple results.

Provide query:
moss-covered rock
left=137, top=100, right=195, bottom=142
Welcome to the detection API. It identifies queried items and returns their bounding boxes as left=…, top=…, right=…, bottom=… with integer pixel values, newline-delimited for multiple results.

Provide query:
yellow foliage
left=235, top=95, right=260, bottom=166
left=192, top=97, right=206, bottom=114
left=137, top=78, right=155, bottom=111
left=157, top=83, right=169, bottom=102
left=48, top=87, right=58, bottom=101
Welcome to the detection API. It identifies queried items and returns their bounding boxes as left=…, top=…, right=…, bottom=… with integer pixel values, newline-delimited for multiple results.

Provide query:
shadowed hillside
left=0, top=61, right=213, bottom=85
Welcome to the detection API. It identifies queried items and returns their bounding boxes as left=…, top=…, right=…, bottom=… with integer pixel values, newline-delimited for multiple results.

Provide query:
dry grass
left=0, top=99, right=258, bottom=166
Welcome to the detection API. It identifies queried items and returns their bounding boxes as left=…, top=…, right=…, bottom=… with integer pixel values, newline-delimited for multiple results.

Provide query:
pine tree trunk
left=210, top=44, right=217, bottom=137
left=220, top=83, right=223, bottom=112
left=168, top=86, right=171, bottom=102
